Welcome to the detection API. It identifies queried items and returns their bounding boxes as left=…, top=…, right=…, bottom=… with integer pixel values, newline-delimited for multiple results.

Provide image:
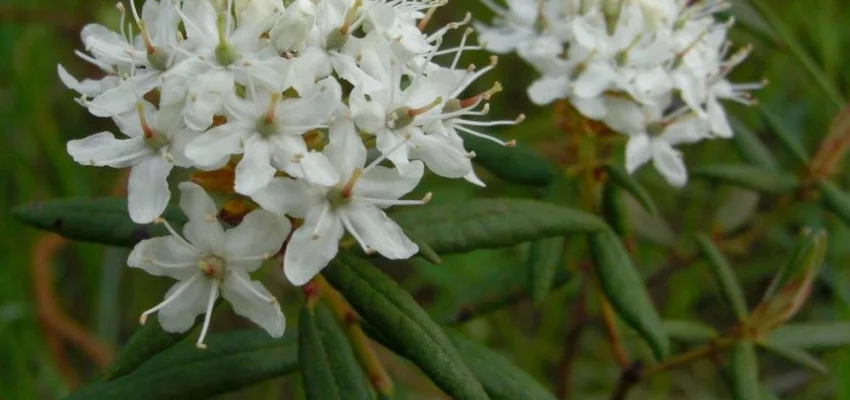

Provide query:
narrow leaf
left=758, top=339, right=829, bottom=374
left=299, top=304, right=372, bottom=400
left=604, top=164, right=658, bottom=215
left=601, top=183, right=630, bottom=236
left=713, top=189, right=760, bottom=234
left=749, top=0, right=845, bottom=108
left=589, top=231, right=669, bottom=360
left=767, top=323, right=850, bottom=350
left=445, top=330, right=558, bottom=400
left=392, top=198, right=607, bottom=255
left=730, top=341, right=761, bottom=400
left=662, top=320, right=718, bottom=344
left=323, top=253, right=489, bottom=400
left=104, top=319, right=191, bottom=380
left=761, top=108, right=811, bottom=164
left=730, top=117, right=779, bottom=169
left=12, top=198, right=186, bottom=247
left=819, top=180, right=850, bottom=228
left=691, top=165, right=800, bottom=194
left=695, top=234, right=749, bottom=321
left=67, top=330, right=298, bottom=400
left=464, top=135, right=557, bottom=186
left=526, top=236, right=565, bottom=304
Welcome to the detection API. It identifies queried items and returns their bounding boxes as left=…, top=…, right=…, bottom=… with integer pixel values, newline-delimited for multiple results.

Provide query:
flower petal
left=652, top=141, right=688, bottom=187
left=354, top=162, right=423, bottom=201
left=528, top=76, right=569, bottom=105
left=128, top=237, right=200, bottom=280
left=221, top=271, right=285, bottom=338
left=324, top=117, right=366, bottom=179
left=625, top=134, right=652, bottom=174
left=250, top=178, right=322, bottom=218
left=344, top=204, right=417, bottom=259
left=225, top=209, right=291, bottom=270
left=128, top=156, right=173, bottom=224
left=88, top=72, right=161, bottom=117
left=158, top=278, right=214, bottom=333
left=283, top=204, right=344, bottom=286
left=235, top=138, right=277, bottom=195
left=185, top=121, right=252, bottom=169
left=67, top=132, right=149, bottom=168
left=409, top=133, right=472, bottom=179
left=178, top=181, right=219, bottom=222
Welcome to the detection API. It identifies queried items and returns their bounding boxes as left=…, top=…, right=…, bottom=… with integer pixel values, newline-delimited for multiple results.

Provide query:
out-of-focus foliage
left=4, top=0, right=850, bottom=399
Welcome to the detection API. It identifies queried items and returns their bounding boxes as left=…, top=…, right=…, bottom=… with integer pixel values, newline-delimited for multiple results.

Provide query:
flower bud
left=270, top=0, right=316, bottom=53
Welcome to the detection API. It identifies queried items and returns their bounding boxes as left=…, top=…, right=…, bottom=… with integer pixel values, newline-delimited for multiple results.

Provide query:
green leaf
left=691, top=165, right=800, bottom=194
left=749, top=0, right=845, bottom=109
left=730, top=117, right=779, bottom=169
left=323, top=253, right=488, bottom=400
left=603, top=164, right=658, bottom=215
left=464, top=135, right=557, bottom=186
left=662, top=320, right=718, bottom=344
left=760, top=108, right=811, bottom=164
left=695, top=234, right=749, bottom=321
left=445, top=330, right=557, bottom=400
left=758, top=339, right=829, bottom=374
left=819, top=180, right=850, bottom=228
left=526, top=236, right=564, bottom=304
left=392, top=198, right=607, bottom=254
left=730, top=341, right=761, bottom=400
left=767, top=323, right=850, bottom=350
left=588, top=231, right=669, bottom=360
left=299, top=304, right=372, bottom=400
left=104, top=319, right=191, bottom=380
left=601, top=183, right=630, bottom=236
left=66, top=330, right=298, bottom=400
left=12, top=198, right=186, bottom=247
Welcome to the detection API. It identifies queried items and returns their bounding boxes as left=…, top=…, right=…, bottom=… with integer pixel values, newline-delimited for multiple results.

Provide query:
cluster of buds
left=476, top=0, right=763, bottom=186
left=60, top=0, right=519, bottom=347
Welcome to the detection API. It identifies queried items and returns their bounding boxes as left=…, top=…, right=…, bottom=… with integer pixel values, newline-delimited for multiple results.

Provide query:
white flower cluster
left=476, top=0, right=763, bottom=186
left=60, top=0, right=519, bottom=347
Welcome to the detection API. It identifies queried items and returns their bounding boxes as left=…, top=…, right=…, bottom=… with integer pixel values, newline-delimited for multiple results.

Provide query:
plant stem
left=314, top=276, right=395, bottom=398
left=600, top=296, right=630, bottom=369
left=640, top=336, right=738, bottom=377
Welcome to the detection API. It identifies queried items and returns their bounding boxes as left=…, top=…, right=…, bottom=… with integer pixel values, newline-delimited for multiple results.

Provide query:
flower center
left=327, top=168, right=362, bottom=208
left=255, top=93, right=282, bottom=137
left=198, top=255, right=226, bottom=279
left=137, top=103, right=170, bottom=151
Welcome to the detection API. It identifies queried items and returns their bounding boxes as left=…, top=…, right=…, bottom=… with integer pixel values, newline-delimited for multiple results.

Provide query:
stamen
left=233, top=272, right=277, bottom=304
left=417, top=5, right=438, bottom=31
left=195, top=283, right=219, bottom=349
left=340, top=214, right=375, bottom=254
left=454, top=125, right=517, bottom=147
left=139, top=274, right=200, bottom=325
left=354, top=192, right=433, bottom=207
left=155, top=218, right=197, bottom=251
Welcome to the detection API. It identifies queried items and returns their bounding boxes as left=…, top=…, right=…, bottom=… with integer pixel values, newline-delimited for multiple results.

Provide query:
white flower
left=351, top=43, right=476, bottom=179
left=169, top=0, right=288, bottom=129
left=67, top=102, right=196, bottom=223
left=129, top=182, right=289, bottom=347
left=269, top=0, right=317, bottom=53
left=625, top=114, right=711, bottom=187
left=185, top=78, right=342, bottom=194
left=251, top=119, right=428, bottom=285
left=80, top=0, right=183, bottom=117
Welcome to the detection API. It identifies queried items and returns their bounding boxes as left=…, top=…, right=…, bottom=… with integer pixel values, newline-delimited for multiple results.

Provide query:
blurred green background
left=3, top=0, right=850, bottom=399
